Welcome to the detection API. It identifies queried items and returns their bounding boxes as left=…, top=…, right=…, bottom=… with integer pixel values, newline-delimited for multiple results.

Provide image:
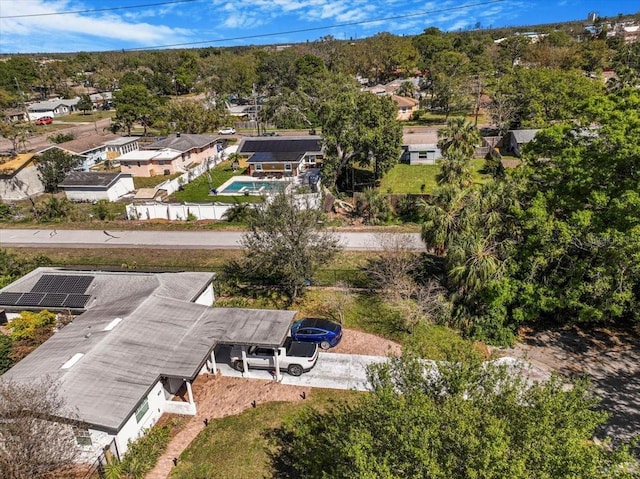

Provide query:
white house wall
left=107, top=177, right=134, bottom=201
left=195, top=282, right=215, bottom=306
left=0, top=166, right=45, bottom=200
left=114, top=380, right=166, bottom=456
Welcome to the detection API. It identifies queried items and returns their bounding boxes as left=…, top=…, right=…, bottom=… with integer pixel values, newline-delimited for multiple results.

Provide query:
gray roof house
left=498, top=129, right=541, bottom=157
left=58, top=171, right=134, bottom=202
left=27, top=98, right=80, bottom=119
left=0, top=268, right=296, bottom=463
left=401, top=131, right=442, bottom=165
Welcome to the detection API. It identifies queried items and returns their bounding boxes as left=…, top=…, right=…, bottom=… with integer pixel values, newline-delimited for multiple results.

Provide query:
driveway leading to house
left=215, top=345, right=387, bottom=391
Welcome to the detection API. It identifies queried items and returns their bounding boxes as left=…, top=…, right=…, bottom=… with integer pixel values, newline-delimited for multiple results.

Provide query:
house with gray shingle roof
left=58, top=171, right=134, bottom=202
left=498, top=129, right=541, bottom=157
left=27, top=98, right=80, bottom=119
left=41, top=133, right=122, bottom=171
left=0, top=267, right=296, bottom=463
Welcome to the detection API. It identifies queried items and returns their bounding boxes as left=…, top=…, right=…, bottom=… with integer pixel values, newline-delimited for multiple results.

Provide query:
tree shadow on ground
left=518, top=325, right=640, bottom=445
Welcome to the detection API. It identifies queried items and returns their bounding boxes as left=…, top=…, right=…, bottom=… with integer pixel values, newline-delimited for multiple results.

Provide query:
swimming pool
left=216, top=177, right=289, bottom=195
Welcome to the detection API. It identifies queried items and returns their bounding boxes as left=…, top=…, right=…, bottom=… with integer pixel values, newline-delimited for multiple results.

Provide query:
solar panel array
left=0, top=274, right=93, bottom=309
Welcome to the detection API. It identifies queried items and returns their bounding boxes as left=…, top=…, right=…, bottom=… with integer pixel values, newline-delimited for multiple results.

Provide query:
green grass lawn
left=169, top=389, right=360, bottom=479
left=170, top=161, right=262, bottom=203
left=56, top=111, right=114, bottom=122
left=379, top=159, right=488, bottom=194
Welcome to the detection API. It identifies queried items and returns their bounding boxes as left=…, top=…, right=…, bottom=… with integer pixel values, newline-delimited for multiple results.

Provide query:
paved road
left=0, top=228, right=423, bottom=251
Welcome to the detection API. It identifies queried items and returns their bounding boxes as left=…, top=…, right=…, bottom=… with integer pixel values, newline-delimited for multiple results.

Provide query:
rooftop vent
left=61, top=353, right=84, bottom=369
left=103, top=317, right=123, bottom=331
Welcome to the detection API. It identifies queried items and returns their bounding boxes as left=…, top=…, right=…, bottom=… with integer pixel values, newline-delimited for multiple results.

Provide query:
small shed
left=498, top=129, right=541, bottom=157
left=59, top=171, right=134, bottom=202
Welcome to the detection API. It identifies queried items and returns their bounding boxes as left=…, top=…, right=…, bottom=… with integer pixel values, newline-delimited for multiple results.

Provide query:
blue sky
left=0, top=0, right=637, bottom=53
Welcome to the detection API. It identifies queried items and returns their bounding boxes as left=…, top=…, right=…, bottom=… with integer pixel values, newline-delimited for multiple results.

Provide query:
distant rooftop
left=59, top=171, right=130, bottom=188
left=145, top=134, right=218, bottom=153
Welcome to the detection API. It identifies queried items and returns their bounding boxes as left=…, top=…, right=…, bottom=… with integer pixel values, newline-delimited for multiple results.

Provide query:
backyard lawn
left=56, top=111, right=114, bottom=122
left=133, top=173, right=182, bottom=190
left=379, top=159, right=488, bottom=194
left=170, top=160, right=262, bottom=203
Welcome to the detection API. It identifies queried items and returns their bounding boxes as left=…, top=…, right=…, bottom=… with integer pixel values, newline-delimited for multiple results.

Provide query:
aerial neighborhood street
left=0, top=1, right=639, bottom=478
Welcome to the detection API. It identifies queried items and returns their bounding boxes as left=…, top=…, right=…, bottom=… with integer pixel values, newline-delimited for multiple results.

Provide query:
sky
left=0, top=0, right=637, bottom=54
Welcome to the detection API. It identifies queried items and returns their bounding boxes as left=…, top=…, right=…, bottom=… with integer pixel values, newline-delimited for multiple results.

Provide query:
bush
left=105, top=425, right=171, bottom=479
left=7, top=310, right=57, bottom=342
left=0, top=334, right=13, bottom=374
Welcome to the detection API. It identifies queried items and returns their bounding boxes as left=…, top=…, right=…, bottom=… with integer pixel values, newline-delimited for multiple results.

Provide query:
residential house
left=89, top=91, right=113, bottom=110
left=0, top=153, right=44, bottom=200
left=3, top=108, right=27, bottom=123
left=27, top=98, right=80, bottom=120
left=238, top=136, right=323, bottom=177
left=392, top=95, right=420, bottom=121
left=103, top=137, right=139, bottom=163
left=0, top=268, right=295, bottom=464
left=58, top=171, right=134, bottom=202
left=42, top=134, right=122, bottom=171
left=497, top=129, right=541, bottom=157
left=119, top=133, right=219, bottom=177
left=401, top=131, right=442, bottom=165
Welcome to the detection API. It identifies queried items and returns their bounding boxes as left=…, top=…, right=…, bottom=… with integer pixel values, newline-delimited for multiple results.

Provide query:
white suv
left=218, top=127, right=236, bottom=135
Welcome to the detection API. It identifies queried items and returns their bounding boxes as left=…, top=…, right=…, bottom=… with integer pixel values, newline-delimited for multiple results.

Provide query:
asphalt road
left=0, top=228, right=423, bottom=251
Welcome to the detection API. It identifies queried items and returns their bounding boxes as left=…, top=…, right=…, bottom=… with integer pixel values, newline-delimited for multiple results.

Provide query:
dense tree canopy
left=269, top=353, right=637, bottom=479
left=33, top=149, right=82, bottom=193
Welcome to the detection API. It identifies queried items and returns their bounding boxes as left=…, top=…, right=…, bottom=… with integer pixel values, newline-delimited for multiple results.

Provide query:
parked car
left=35, top=116, right=53, bottom=125
left=230, top=338, right=318, bottom=376
left=218, top=127, right=236, bottom=135
left=290, top=317, right=343, bottom=350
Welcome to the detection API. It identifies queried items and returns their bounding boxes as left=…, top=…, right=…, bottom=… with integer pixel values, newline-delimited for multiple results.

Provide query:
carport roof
left=1, top=268, right=296, bottom=431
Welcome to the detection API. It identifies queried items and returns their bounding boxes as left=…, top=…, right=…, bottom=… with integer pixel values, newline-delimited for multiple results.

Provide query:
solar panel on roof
left=18, top=292, right=46, bottom=306
left=41, top=293, right=68, bottom=308
left=62, top=294, right=90, bottom=309
left=0, top=292, right=23, bottom=306
left=29, top=274, right=94, bottom=294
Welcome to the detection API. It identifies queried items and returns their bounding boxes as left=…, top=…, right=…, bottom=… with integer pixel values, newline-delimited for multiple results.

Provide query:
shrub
left=7, top=310, right=57, bottom=342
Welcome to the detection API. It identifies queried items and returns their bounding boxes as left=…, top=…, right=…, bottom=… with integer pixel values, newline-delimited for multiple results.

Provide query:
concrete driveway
left=215, top=345, right=388, bottom=391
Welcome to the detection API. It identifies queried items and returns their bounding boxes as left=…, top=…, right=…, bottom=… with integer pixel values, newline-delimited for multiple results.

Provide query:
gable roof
left=392, top=95, right=420, bottom=108
left=145, top=134, right=218, bottom=153
left=55, top=134, right=121, bottom=155
left=239, top=136, right=322, bottom=163
left=508, top=129, right=541, bottom=144
left=59, top=171, right=130, bottom=189
left=1, top=268, right=295, bottom=431
left=28, top=98, right=80, bottom=111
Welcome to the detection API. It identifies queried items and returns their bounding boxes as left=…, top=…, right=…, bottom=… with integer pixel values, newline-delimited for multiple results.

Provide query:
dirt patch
left=498, top=325, right=640, bottom=443
left=329, top=327, right=401, bottom=356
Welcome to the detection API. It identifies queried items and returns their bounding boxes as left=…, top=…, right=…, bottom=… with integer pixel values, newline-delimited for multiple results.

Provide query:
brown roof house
left=0, top=153, right=44, bottom=201
left=40, top=134, right=122, bottom=171
left=392, top=95, right=420, bottom=121
left=58, top=171, right=134, bottom=202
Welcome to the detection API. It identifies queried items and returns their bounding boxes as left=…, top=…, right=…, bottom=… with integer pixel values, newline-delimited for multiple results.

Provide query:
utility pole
left=15, top=77, right=31, bottom=125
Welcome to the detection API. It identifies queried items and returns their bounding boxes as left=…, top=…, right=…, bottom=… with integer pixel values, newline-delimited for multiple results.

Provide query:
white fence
left=126, top=192, right=322, bottom=221
left=155, top=152, right=223, bottom=196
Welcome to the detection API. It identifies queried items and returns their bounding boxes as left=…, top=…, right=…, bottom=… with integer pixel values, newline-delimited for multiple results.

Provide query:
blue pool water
left=217, top=179, right=286, bottom=195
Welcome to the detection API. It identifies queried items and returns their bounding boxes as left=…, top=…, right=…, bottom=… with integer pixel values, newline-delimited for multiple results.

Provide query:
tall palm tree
left=447, top=231, right=503, bottom=294
left=420, top=185, right=470, bottom=255
left=437, top=116, right=481, bottom=159
left=436, top=149, right=473, bottom=188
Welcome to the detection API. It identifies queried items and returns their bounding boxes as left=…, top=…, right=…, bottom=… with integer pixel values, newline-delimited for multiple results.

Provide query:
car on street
left=218, top=127, right=236, bottom=135
left=35, top=116, right=53, bottom=125
left=290, top=317, right=343, bottom=350
left=230, top=338, right=318, bottom=376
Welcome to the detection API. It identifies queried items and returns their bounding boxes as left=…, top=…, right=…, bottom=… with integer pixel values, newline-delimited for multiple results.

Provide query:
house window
left=163, top=169, right=170, bottom=175
left=255, top=164, right=263, bottom=171
left=135, top=398, right=149, bottom=423
left=418, top=151, right=428, bottom=159
left=136, top=162, right=141, bottom=167
left=284, top=163, right=292, bottom=172
left=73, top=426, right=92, bottom=446
left=158, top=160, right=165, bottom=165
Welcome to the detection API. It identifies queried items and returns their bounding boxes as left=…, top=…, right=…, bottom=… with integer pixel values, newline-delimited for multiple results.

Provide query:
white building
left=58, top=171, right=134, bottom=202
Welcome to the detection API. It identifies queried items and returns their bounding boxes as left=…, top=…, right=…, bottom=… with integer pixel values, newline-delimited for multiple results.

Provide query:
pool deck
left=215, top=175, right=293, bottom=196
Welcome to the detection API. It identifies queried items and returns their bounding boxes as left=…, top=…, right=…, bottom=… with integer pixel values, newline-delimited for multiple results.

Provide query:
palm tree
left=437, top=116, right=481, bottom=159
left=447, top=231, right=503, bottom=294
left=420, top=186, right=469, bottom=254
left=436, top=150, right=473, bottom=188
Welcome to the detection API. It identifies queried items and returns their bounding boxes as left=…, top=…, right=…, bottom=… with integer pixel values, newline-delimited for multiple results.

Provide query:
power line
left=0, top=0, right=203, bottom=19
left=124, top=0, right=507, bottom=51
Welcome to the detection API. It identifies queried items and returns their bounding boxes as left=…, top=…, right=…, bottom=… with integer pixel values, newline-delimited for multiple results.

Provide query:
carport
left=205, top=308, right=296, bottom=381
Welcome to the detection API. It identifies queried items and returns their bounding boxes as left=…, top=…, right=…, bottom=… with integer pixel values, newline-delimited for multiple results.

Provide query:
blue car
left=290, top=318, right=343, bottom=350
